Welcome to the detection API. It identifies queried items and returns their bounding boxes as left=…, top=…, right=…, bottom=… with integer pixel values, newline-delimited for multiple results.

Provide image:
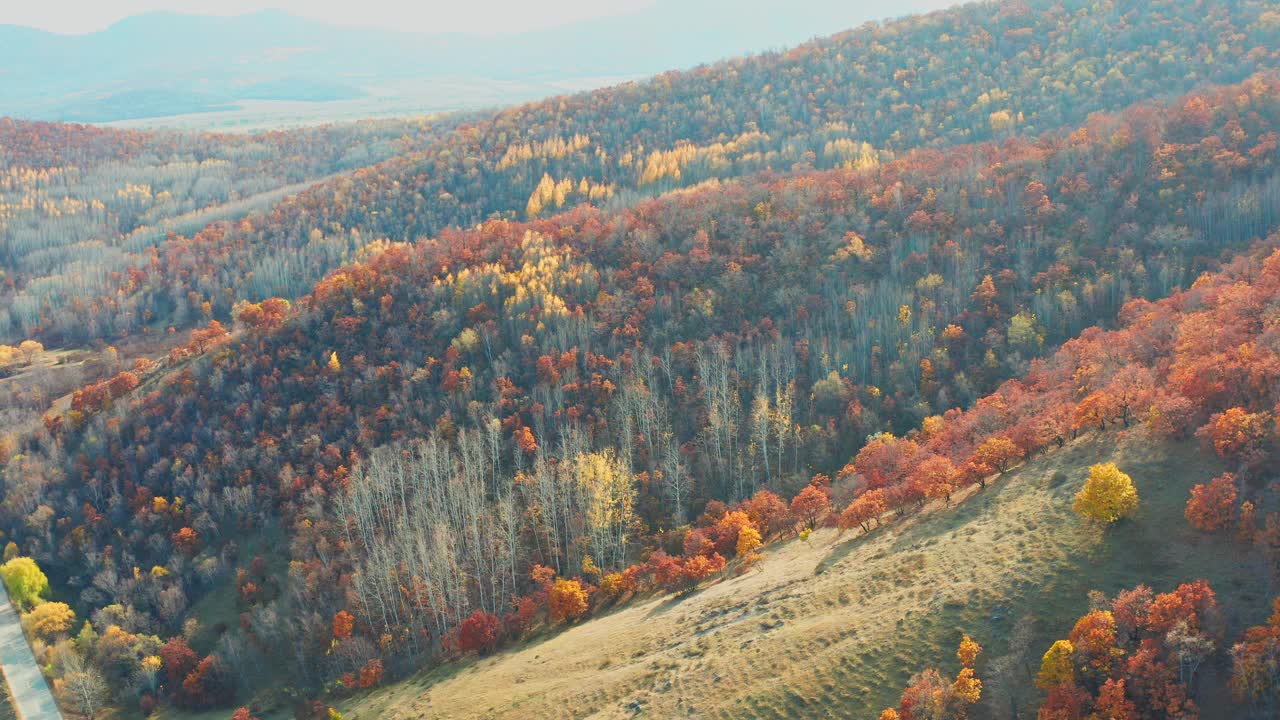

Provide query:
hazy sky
left=1, top=0, right=659, bottom=34
left=2, top=0, right=966, bottom=36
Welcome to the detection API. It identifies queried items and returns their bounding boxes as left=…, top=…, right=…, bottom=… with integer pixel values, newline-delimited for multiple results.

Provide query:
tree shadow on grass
left=643, top=585, right=708, bottom=620
left=814, top=529, right=877, bottom=575
left=817, top=464, right=1039, bottom=576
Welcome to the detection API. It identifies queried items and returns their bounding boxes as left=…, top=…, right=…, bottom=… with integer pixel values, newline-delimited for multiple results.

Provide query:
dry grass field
left=325, top=430, right=1270, bottom=720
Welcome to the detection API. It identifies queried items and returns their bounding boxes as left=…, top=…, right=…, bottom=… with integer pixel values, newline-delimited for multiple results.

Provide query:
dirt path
left=0, top=585, right=62, bottom=720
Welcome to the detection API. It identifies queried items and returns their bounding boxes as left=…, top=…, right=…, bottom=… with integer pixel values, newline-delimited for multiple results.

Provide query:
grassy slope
left=331, top=431, right=1271, bottom=720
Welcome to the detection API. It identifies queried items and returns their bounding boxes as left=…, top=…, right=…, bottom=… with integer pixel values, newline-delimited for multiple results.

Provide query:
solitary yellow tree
left=1073, top=463, right=1139, bottom=523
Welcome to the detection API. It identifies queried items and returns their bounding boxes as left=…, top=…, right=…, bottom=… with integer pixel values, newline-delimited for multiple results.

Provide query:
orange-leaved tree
left=548, top=578, right=589, bottom=622
left=789, top=484, right=830, bottom=530
left=1185, top=473, right=1238, bottom=533
left=839, top=488, right=888, bottom=534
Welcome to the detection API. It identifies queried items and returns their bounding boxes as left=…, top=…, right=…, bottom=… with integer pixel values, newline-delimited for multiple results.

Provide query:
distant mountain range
left=0, top=0, right=959, bottom=124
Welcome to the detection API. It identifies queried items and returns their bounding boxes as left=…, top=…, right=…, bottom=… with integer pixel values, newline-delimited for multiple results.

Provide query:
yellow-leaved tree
left=0, top=557, right=48, bottom=610
left=1036, top=639, right=1076, bottom=688
left=1073, top=463, right=1139, bottom=523
left=951, top=635, right=983, bottom=703
left=18, top=339, right=43, bottom=364
left=571, top=450, right=637, bottom=571
left=957, top=634, right=982, bottom=668
left=21, top=601, right=75, bottom=640
left=735, top=525, right=762, bottom=557
left=952, top=667, right=982, bottom=703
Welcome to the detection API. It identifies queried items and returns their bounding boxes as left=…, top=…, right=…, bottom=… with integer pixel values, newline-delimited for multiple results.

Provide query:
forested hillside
left=0, top=116, right=452, bottom=345
left=344, top=136, right=1280, bottom=720
left=847, top=228, right=1280, bottom=720
left=6, top=66, right=1280, bottom=717
left=5, top=1, right=1280, bottom=719
left=14, top=0, right=1280, bottom=347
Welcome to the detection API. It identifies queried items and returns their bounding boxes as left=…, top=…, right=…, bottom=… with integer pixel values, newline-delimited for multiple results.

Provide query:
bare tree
left=57, top=650, right=108, bottom=719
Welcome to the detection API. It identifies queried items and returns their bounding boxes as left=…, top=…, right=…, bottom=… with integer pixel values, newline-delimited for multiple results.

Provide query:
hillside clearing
left=333, top=432, right=1268, bottom=719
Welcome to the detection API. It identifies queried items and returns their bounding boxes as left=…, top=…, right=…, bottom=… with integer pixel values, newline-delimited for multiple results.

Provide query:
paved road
left=0, top=585, right=62, bottom=720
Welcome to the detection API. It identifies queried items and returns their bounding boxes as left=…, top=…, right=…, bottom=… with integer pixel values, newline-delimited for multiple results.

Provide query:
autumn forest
left=4, top=0, right=1280, bottom=718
